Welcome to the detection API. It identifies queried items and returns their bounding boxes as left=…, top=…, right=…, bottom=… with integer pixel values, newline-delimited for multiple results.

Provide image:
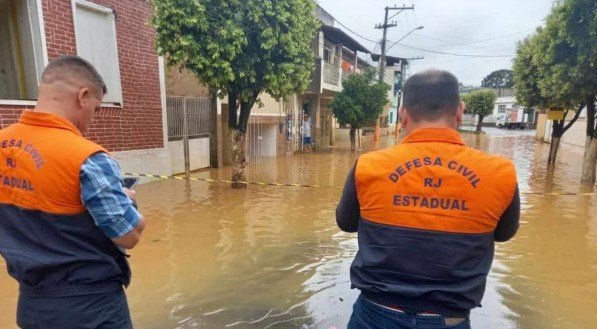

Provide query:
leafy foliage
left=462, top=89, right=496, bottom=117
left=513, top=0, right=596, bottom=110
left=331, top=69, right=389, bottom=128
left=535, top=0, right=596, bottom=109
left=513, top=35, right=552, bottom=110
left=481, top=69, right=514, bottom=89
left=151, top=0, right=320, bottom=114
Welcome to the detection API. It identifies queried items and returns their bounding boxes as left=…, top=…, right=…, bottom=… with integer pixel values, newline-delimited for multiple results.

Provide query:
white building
left=488, top=89, right=517, bottom=123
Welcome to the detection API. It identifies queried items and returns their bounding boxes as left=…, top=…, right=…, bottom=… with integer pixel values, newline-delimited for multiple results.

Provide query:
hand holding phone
left=123, top=177, right=140, bottom=189
left=123, top=177, right=140, bottom=209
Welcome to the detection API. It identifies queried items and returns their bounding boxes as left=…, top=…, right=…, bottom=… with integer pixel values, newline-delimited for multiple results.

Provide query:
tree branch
left=563, top=103, right=585, bottom=133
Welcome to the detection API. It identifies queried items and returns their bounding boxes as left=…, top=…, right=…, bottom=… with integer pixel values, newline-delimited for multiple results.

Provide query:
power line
left=332, top=18, right=379, bottom=44
left=413, top=30, right=533, bottom=48
left=390, top=44, right=515, bottom=58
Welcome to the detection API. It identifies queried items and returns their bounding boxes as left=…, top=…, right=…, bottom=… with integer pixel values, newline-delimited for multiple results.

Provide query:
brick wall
left=0, top=0, right=164, bottom=152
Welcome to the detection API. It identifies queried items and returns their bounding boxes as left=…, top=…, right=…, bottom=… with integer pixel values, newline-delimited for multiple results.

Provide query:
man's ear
left=77, top=87, right=90, bottom=108
left=456, top=101, right=465, bottom=126
left=400, top=107, right=408, bottom=129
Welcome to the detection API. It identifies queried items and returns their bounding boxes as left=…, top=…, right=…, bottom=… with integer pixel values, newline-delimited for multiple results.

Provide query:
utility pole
left=375, top=5, right=414, bottom=83
left=374, top=4, right=414, bottom=141
left=394, top=56, right=423, bottom=138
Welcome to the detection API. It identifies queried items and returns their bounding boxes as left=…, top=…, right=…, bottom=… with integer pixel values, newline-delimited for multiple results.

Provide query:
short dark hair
left=41, top=55, right=107, bottom=94
left=402, top=69, right=460, bottom=122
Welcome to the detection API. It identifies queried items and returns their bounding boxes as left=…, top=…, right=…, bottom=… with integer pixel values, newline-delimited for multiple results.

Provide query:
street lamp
left=386, top=26, right=424, bottom=53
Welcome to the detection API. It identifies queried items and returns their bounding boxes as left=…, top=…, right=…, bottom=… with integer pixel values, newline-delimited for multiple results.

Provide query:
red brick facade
left=0, top=0, right=164, bottom=152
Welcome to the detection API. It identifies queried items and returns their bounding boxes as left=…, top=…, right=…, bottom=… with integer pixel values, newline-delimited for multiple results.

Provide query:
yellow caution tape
left=124, top=173, right=340, bottom=189
left=124, top=173, right=596, bottom=196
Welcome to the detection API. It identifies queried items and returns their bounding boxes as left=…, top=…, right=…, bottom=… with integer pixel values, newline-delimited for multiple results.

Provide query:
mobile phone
left=123, top=177, right=141, bottom=189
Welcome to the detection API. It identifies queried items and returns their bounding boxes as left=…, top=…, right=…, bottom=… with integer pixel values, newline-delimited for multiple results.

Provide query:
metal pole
left=182, top=98, right=190, bottom=179
left=375, top=6, right=414, bottom=141
left=378, top=7, right=389, bottom=83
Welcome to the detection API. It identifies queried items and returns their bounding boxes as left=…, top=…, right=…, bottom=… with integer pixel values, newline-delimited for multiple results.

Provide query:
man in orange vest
left=0, top=56, right=145, bottom=328
left=336, top=70, right=519, bottom=329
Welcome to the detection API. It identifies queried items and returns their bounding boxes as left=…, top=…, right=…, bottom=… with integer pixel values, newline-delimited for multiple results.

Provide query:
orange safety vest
left=352, top=127, right=517, bottom=316
left=0, top=111, right=130, bottom=297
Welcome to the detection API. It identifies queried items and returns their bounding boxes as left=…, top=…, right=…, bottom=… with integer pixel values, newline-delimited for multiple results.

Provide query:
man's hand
left=123, top=188, right=136, bottom=199
left=124, top=188, right=138, bottom=209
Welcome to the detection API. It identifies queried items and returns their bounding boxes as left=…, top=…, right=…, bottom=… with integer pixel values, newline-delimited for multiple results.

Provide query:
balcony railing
left=323, top=62, right=340, bottom=87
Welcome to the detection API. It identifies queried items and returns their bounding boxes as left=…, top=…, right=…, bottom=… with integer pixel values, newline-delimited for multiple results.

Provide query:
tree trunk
left=209, top=88, right=221, bottom=168
left=227, top=90, right=257, bottom=189
left=548, top=136, right=561, bottom=168
left=349, top=125, right=356, bottom=152
left=475, top=114, right=484, bottom=134
left=581, top=97, right=596, bottom=184
left=582, top=137, right=597, bottom=184
left=230, top=129, right=247, bottom=189
left=548, top=120, right=564, bottom=167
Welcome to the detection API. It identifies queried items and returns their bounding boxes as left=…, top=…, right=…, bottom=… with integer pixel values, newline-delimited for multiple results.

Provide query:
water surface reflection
left=0, top=132, right=595, bottom=328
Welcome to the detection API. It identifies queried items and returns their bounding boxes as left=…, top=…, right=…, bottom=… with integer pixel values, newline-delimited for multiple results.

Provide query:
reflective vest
left=0, top=111, right=130, bottom=297
left=353, top=127, right=517, bottom=316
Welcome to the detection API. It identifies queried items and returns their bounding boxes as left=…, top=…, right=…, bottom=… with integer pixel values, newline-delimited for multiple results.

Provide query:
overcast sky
left=317, top=0, right=554, bottom=86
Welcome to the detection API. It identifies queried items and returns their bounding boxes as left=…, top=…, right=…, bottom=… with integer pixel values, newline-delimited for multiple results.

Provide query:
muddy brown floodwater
left=1, top=131, right=596, bottom=329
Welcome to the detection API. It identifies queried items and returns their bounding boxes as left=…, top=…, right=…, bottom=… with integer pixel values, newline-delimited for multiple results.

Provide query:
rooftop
left=371, top=54, right=408, bottom=66
left=321, top=25, right=370, bottom=53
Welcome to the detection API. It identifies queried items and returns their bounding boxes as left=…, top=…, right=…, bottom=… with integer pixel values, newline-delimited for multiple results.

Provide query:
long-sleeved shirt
left=80, top=152, right=141, bottom=239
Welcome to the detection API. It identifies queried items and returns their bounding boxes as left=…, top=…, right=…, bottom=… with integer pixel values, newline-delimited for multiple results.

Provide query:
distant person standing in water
left=336, top=69, right=520, bottom=329
left=0, top=55, right=145, bottom=329
left=303, top=112, right=312, bottom=153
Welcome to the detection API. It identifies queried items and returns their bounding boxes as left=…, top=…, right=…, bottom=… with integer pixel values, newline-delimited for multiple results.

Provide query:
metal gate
left=166, top=96, right=210, bottom=176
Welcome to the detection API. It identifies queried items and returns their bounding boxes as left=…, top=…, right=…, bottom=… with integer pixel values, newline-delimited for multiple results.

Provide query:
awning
left=321, top=25, right=370, bottom=53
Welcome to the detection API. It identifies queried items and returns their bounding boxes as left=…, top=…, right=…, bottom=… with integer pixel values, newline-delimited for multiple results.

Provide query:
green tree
left=462, top=89, right=496, bottom=134
left=152, top=0, right=319, bottom=188
left=537, top=0, right=596, bottom=183
left=331, top=69, right=389, bottom=151
left=513, top=34, right=580, bottom=167
left=513, top=0, right=596, bottom=180
left=481, top=69, right=514, bottom=92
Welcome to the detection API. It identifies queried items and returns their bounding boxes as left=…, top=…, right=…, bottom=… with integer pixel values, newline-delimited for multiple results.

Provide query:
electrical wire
left=411, top=29, right=533, bottom=48
left=390, top=44, right=515, bottom=58
left=332, top=17, right=379, bottom=44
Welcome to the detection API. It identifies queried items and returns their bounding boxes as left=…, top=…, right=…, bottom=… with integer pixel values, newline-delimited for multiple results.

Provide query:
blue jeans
left=348, top=295, right=471, bottom=329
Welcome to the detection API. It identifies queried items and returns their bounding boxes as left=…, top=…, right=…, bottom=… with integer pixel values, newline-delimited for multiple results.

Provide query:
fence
left=167, top=96, right=210, bottom=141
left=166, top=96, right=211, bottom=176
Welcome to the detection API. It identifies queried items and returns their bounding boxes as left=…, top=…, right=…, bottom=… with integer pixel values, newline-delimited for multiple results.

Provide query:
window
left=323, top=48, right=331, bottom=63
left=498, top=104, right=507, bottom=113
left=73, top=0, right=122, bottom=105
left=0, top=0, right=45, bottom=100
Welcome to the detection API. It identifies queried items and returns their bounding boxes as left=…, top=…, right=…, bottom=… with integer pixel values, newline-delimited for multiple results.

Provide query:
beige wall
left=220, top=93, right=284, bottom=114
left=256, top=93, right=284, bottom=115
left=165, top=65, right=209, bottom=97
left=562, top=118, right=588, bottom=148
left=536, top=113, right=588, bottom=148
left=169, top=137, right=211, bottom=174
left=536, top=113, right=547, bottom=141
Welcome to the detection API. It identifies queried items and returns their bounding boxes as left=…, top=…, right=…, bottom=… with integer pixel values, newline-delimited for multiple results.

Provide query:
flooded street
left=1, top=131, right=596, bottom=328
